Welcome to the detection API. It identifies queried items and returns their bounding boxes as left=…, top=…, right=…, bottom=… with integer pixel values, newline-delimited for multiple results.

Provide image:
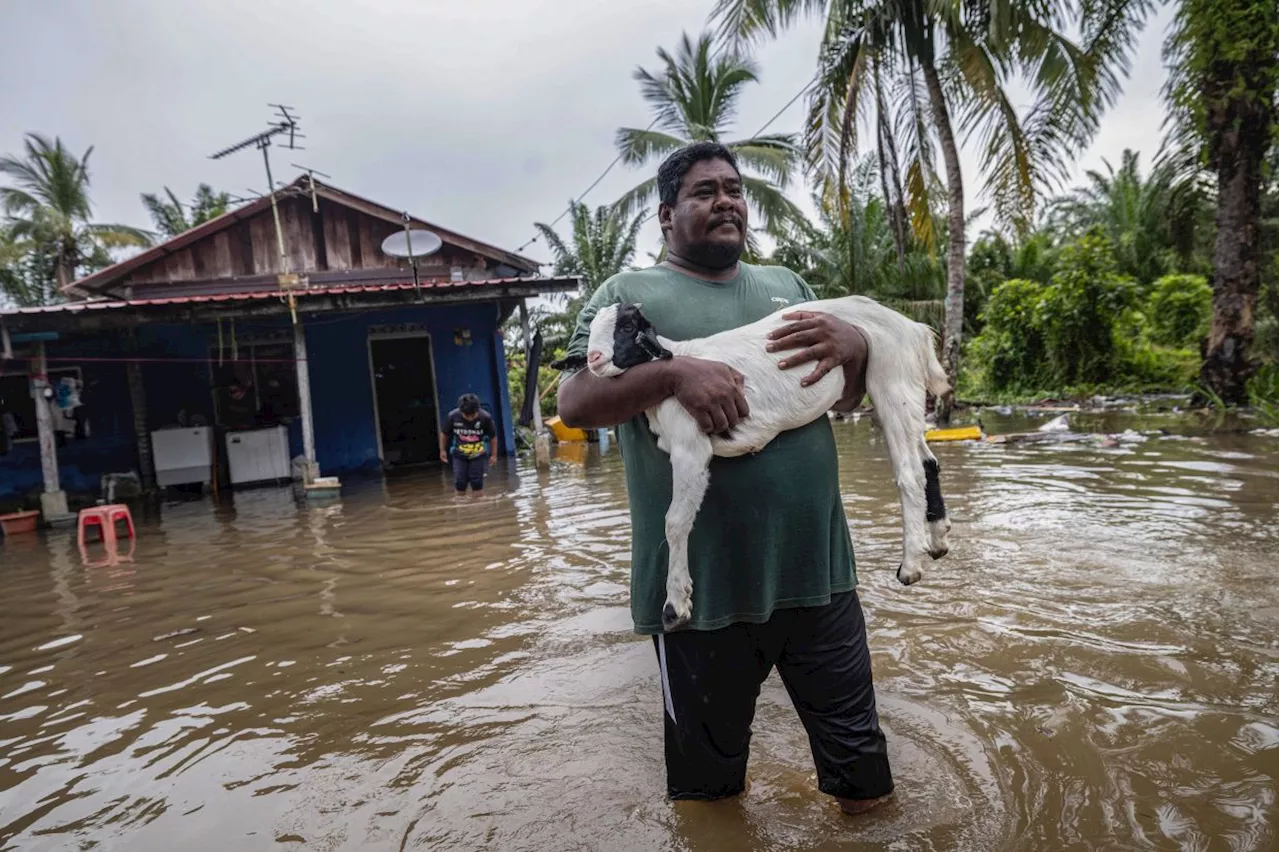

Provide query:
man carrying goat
left=556, top=142, right=894, bottom=813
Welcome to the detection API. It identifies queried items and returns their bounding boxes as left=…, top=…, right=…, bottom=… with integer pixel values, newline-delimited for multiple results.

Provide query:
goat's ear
left=549, top=354, right=588, bottom=372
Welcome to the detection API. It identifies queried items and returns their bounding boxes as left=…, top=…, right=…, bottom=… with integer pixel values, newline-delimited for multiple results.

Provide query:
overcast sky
left=3, top=0, right=1175, bottom=269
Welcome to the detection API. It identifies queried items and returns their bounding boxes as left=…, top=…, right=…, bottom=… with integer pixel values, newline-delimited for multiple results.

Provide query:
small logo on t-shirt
left=771, top=297, right=790, bottom=309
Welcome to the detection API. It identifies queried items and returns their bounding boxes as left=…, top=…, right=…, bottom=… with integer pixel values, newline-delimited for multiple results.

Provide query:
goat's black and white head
left=554, top=303, right=672, bottom=377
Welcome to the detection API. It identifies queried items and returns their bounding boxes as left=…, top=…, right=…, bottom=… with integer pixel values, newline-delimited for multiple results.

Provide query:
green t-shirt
left=564, top=262, right=857, bottom=635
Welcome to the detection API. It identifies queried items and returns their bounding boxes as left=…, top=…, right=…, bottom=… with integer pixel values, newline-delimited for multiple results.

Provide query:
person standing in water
left=556, top=142, right=890, bottom=813
left=440, top=393, right=498, bottom=495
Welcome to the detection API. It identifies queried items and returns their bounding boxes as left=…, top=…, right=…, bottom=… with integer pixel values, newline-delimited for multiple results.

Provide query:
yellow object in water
left=547, top=415, right=588, bottom=443
left=925, top=425, right=982, bottom=442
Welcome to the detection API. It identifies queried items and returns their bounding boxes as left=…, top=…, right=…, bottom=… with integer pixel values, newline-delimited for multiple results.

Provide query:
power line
left=750, top=80, right=813, bottom=140
left=516, top=116, right=662, bottom=254
left=517, top=77, right=814, bottom=257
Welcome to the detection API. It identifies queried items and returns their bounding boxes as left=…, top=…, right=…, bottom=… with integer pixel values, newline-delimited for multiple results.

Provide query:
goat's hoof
left=896, top=564, right=923, bottom=586
left=928, top=519, right=951, bottom=558
left=662, top=601, right=691, bottom=631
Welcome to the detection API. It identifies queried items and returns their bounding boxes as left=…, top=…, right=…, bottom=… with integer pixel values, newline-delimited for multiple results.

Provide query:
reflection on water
left=0, top=412, right=1276, bottom=851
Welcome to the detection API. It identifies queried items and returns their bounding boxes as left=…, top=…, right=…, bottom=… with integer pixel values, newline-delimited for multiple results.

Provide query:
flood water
left=1, top=410, right=1276, bottom=851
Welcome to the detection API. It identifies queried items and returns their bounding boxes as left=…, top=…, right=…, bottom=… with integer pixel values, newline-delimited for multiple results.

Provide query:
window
left=0, top=366, right=82, bottom=441
left=210, top=343, right=299, bottom=429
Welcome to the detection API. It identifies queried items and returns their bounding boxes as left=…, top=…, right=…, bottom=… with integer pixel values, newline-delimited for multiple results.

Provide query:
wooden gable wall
left=116, top=196, right=491, bottom=289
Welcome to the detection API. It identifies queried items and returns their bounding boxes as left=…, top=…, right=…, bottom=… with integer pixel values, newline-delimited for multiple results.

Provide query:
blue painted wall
left=0, top=335, right=138, bottom=501
left=304, top=302, right=513, bottom=473
left=0, top=302, right=514, bottom=501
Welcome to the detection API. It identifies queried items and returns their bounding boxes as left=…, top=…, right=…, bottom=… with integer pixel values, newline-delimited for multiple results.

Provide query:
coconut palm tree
left=534, top=201, right=646, bottom=297
left=531, top=201, right=647, bottom=351
left=0, top=134, right=151, bottom=301
left=712, top=0, right=1153, bottom=420
left=141, top=183, right=231, bottom=238
left=613, top=31, right=803, bottom=237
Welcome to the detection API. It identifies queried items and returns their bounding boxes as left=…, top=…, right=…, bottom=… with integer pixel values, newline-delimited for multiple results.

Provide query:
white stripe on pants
left=657, top=633, right=676, bottom=722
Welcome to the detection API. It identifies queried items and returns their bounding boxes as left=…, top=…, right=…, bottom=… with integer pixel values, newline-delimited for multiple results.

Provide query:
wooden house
left=0, top=176, right=577, bottom=515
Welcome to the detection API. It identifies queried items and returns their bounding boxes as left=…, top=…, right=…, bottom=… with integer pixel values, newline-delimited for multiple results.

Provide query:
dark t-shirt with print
left=443, top=408, right=496, bottom=459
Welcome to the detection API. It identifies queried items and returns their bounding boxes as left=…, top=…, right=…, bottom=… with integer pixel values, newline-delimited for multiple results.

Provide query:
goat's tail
left=920, top=326, right=951, bottom=398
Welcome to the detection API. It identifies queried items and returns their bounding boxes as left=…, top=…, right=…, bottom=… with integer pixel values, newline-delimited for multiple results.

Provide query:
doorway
left=368, top=334, right=440, bottom=466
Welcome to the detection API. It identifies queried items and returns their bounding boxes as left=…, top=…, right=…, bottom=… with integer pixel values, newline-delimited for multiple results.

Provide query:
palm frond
left=710, top=0, right=829, bottom=48
left=83, top=223, right=153, bottom=248
left=612, top=176, right=660, bottom=221
left=727, top=135, right=798, bottom=186
left=740, top=173, right=804, bottom=235
left=614, top=30, right=798, bottom=217
left=615, top=128, right=690, bottom=167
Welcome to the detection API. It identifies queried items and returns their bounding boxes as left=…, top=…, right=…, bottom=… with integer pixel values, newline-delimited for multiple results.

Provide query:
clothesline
left=3, top=355, right=303, bottom=365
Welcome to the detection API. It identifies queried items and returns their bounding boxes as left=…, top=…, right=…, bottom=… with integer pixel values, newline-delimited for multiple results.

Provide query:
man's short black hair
left=657, top=142, right=741, bottom=207
left=458, top=393, right=481, bottom=415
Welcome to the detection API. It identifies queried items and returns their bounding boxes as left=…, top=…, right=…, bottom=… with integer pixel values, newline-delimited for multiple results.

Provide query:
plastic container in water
left=547, top=416, right=587, bottom=443
left=0, top=510, right=40, bottom=536
left=924, top=426, right=983, bottom=442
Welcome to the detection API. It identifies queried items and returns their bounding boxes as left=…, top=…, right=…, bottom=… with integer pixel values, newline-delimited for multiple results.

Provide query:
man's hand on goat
left=666, top=357, right=750, bottom=434
left=767, top=311, right=869, bottom=408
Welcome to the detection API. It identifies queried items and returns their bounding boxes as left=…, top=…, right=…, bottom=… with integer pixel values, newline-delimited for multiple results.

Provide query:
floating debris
left=1039, top=414, right=1071, bottom=433
left=989, top=427, right=1149, bottom=448
left=153, top=627, right=201, bottom=642
left=925, top=425, right=983, bottom=442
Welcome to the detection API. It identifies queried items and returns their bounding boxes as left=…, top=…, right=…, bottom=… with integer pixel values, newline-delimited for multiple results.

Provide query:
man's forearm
left=557, top=361, right=675, bottom=429
left=832, top=361, right=866, bottom=412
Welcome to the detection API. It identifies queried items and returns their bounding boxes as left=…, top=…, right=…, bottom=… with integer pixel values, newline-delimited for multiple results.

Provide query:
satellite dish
left=382, top=229, right=443, bottom=258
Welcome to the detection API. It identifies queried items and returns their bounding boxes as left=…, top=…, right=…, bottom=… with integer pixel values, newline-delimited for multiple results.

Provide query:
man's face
left=462, top=411, right=479, bottom=422
left=659, top=157, right=747, bottom=269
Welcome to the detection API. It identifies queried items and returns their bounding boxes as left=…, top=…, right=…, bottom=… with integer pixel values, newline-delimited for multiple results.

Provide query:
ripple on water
left=0, top=414, right=1275, bottom=850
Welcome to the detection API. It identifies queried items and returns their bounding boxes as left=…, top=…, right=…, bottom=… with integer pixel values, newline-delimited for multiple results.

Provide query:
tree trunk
left=53, top=245, right=73, bottom=304
left=1199, top=118, right=1263, bottom=404
left=874, top=61, right=908, bottom=277
left=920, top=59, right=966, bottom=424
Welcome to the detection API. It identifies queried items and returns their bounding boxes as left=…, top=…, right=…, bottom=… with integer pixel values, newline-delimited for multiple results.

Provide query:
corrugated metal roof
left=2, top=276, right=578, bottom=317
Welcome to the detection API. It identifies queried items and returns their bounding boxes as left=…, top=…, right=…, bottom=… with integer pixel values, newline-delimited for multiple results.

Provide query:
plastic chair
left=78, top=504, right=136, bottom=548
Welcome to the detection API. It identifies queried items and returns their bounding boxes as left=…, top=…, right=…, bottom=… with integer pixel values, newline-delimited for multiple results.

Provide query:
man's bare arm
left=557, top=357, right=750, bottom=434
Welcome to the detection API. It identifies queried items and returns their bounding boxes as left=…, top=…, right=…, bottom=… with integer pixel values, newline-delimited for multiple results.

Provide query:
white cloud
left=0, top=0, right=1173, bottom=266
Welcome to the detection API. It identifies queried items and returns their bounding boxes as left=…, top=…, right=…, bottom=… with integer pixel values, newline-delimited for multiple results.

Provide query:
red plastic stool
left=78, top=504, right=136, bottom=547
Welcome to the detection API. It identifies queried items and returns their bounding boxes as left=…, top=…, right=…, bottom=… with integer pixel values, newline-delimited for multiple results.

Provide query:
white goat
left=569, top=296, right=953, bottom=631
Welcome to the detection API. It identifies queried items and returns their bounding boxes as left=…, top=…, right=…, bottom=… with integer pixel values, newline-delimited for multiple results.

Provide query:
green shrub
left=970, top=278, right=1052, bottom=391
left=1146, top=274, right=1213, bottom=347
left=966, top=230, right=1205, bottom=396
left=1039, top=230, right=1138, bottom=386
left=1246, top=362, right=1278, bottom=424
left=506, top=350, right=560, bottom=422
left=1121, top=342, right=1201, bottom=389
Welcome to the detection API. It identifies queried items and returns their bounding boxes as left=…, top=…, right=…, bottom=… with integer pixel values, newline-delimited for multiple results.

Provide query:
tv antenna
left=381, top=215, right=443, bottom=300
left=210, top=104, right=306, bottom=320
left=291, top=163, right=331, bottom=212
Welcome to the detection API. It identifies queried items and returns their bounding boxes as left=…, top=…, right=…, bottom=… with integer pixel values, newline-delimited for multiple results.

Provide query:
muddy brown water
left=0, top=411, right=1275, bottom=851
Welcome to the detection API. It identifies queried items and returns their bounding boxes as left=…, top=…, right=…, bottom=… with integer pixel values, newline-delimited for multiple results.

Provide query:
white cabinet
left=225, top=425, right=291, bottom=486
left=151, top=426, right=214, bottom=488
